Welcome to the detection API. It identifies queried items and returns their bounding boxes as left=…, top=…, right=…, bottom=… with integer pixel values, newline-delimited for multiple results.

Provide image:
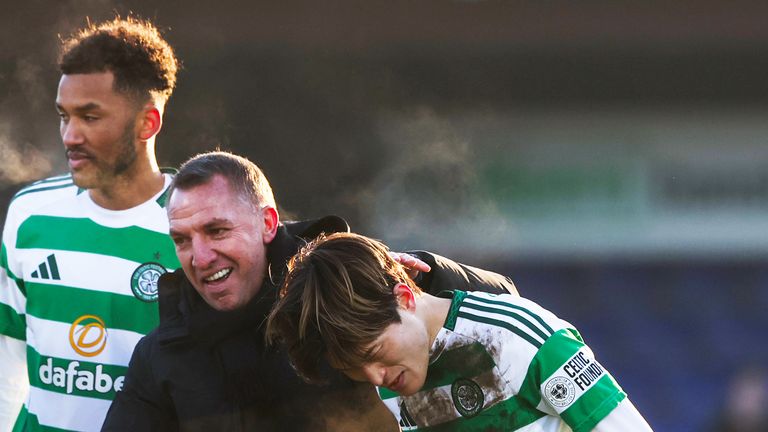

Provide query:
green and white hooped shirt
left=378, top=290, right=626, bottom=432
left=0, top=173, right=179, bottom=432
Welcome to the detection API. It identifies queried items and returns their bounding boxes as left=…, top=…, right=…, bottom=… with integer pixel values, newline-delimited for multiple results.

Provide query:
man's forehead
left=168, top=211, right=234, bottom=234
left=167, top=193, right=224, bottom=218
left=170, top=178, right=230, bottom=202
left=56, top=72, right=127, bottom=107
left=58, top=72, right=115, bottom=92
left=167, top=181, right=251, bottom=225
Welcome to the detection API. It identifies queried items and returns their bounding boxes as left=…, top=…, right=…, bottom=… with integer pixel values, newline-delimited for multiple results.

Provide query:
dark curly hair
left=59, top=16, right=179, bottom=104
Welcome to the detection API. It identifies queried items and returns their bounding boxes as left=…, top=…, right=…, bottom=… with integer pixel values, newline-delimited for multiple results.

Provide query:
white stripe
left=19, top=174, right=172, bottom=233
left=26, top=386, right=110, bottom=432
left=380, top=395, right=400, bottom=419
left=17, top=248, right=166, bottom=297
left=514, top=415, right=571, bottom=432
left=458, top=303, right=548, bottom=346
left=12, top=185, right=76, bottom=211
left=464, top=293, right=574, bottom=341
left=26, top=315, right=143, bottom=367
left=0, top=336, right=28, bottom=432
left=0, top=267, right=26, bottom=315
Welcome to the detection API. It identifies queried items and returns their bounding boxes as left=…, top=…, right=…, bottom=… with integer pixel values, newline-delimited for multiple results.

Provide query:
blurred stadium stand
left=499, top=262, right=768, bottom=432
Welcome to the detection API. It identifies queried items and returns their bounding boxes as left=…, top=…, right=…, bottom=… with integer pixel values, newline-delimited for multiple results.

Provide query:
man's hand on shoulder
left=390, top=252, right=431, bottom=280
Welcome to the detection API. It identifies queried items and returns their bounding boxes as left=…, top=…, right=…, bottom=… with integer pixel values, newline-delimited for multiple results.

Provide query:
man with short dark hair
left=267, top=232, right=654, bottom=431
left=0, top=17, right=180, bottom=431
left=103, top=151, right=519, bottom=431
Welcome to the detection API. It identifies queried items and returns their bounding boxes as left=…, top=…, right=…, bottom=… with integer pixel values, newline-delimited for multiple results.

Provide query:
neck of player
left=416, top=292, right=452, bottom=348
left=89, top=151, right=165, bottom=211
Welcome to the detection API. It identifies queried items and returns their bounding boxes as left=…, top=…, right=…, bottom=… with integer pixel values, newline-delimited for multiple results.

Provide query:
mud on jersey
left=0, top=174, right=179, bottom=432
left=378, top=290, right=625, bottom=432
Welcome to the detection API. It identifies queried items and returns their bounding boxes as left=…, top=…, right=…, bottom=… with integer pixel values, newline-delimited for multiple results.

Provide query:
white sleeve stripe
left=458, top=310, right=547, bottom=347
left=592, top=398, right=654, bottom=431
left=461, top=297, right=554, bottom=341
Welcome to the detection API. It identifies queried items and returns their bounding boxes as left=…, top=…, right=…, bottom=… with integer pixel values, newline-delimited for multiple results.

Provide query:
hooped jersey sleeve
left=378, top=291, right=631, bottom=432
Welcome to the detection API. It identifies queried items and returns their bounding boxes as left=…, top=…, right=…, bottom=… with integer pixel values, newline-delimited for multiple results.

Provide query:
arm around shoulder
left=101, top=333, right=177, bottom=431
left=407, top=251, right=518, bottom=296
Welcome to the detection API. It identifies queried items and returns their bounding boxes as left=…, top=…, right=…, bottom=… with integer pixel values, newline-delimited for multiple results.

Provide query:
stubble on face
left=71, top=120, right=138, bottom=189
left=58, top=72, right=143, bottom=192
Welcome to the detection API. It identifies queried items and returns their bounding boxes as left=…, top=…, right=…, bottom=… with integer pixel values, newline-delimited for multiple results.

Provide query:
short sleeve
left=520, top=329, right=626, bottom=432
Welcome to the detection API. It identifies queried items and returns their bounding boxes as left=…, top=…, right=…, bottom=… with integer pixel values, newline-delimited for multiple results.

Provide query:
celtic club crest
left=451, top=378, right=484, bottom=417
left=130, top=262, right=167, bottom=302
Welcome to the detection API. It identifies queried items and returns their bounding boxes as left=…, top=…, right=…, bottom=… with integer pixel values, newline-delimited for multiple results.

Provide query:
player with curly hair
left=0, top=16, right=180, bottom=431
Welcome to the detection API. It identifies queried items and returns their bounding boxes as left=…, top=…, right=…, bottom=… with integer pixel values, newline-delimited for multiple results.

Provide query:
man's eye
left=84, top=115, right=98, bottom=122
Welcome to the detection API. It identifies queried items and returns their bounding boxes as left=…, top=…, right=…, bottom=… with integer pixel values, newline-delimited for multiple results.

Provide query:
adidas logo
left=31, top=254, right=61, bottom=280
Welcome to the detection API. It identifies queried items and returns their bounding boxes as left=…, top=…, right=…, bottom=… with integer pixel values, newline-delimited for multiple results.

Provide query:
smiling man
left=102, top=152, right=386, bottom=431
left=168, top=173, right=276, bottom=311
left=267, top=233, right=654, bottom=432
left=0, top=17, right=179, bottom=432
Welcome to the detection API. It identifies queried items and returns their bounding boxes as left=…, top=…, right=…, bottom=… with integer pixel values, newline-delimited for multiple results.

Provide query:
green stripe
left=562, top=374, right=626, bottom=432
left=14, top=403, right=86, bottom=432
left=461, top=302, right=551, bottom=342
left=518, top=329, right=584, bottom=409
left=466, top=294, right=555, bottom=335
left=443, top=290, right=468, bottom=331
left=457, top=311, right=542, bottom=349
left=379, top=386, right=398, bottom=400
left=26, top=282, right=159, bottom=334
left=0, top=301, right=26, bottom=340
left=418, top=394, right=546, bottom=431
left=16, top=216, right=179, bottom=268
left=12, top=182, right=75, bottom=202
left=421, top=342, right=496, bottom=392
left=27, top=346, right=128, bottom=402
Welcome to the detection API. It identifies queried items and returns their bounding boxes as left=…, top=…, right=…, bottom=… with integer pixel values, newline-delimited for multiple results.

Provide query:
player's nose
left=361, top=364, right=386, bottom=387
left=190, top=238, right=217, bottom=269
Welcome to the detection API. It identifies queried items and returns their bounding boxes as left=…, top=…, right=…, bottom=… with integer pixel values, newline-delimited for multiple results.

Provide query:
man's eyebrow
left=361, top=343, right=382, bottom=362
left=55, top=102, right=101, bottom=113
left=202, top=218, right=231, bottom=229
left=168, top=218, right=232, bottom=236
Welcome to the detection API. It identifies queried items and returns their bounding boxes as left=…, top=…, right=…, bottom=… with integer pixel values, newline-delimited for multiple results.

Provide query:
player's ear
left=393, top=283, right=416, bottom=311
left=138, top=105, right=162, bottom=140
left=261, top=206, right=279, bottom=244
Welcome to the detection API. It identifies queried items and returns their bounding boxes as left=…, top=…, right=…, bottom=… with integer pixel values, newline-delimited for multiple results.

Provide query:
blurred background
left=3, top=1, right=768, bottom=430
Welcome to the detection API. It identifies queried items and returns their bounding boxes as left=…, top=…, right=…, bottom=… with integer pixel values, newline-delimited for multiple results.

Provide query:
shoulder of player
left=455, top=291, right=569, bottom=340
left=7, top=174, right=79, bottom=213
left=11, top=173, right=77, bottom=200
